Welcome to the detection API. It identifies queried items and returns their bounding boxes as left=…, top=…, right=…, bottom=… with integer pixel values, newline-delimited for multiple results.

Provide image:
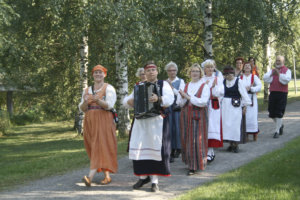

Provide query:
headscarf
left=92, top=65, right=107, bottom=77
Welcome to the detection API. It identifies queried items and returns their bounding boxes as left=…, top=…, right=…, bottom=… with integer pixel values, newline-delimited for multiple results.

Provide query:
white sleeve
left=122, top=91, right=134, bottom=109
left=212, top=77, right=224, bottom=98
left=250, top=75, right=262, bottom=93
left=104, top=85, right=117, bottom=110
left=263, top=70, right=273, bottom=84
left=279, top=69, right=291, bottom=85
left=78, top=89, right=86, bottom=112
left=238, top=79, right=251, bottom=106
left=161, top=81, right=175, bottom=107
left=190, top=84, right=210, bottom=107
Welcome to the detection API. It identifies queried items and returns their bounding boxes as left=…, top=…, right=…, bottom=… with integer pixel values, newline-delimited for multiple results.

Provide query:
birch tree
left=203, top=0, right=213, bottom=59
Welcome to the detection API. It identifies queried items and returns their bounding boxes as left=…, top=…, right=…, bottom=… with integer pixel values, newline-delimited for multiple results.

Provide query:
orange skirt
left=83, top=109, right=118, bottom=173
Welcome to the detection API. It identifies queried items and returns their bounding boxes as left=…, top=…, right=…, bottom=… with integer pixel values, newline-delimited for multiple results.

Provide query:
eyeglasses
left=167, top=70, right=177, bottom=72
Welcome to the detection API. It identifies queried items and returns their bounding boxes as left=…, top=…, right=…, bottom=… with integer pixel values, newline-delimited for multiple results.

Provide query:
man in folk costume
left=123, top=61, right=174, bottom=192
left=177, top=63, right=210, bottom=175
left=263, top=55, right=291, bottom=138
left=221, top=66, right=251, bottom=153
left=165, top=61, right=185, bottom=163
left=201, top=59, right=224, bottom=162
left=240, top=62, right=262, bottom=141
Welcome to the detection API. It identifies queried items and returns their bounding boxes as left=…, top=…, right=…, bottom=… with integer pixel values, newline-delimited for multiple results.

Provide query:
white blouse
left=78, top=84, right=117, bottom=112
left=241, top=74, right=262, bottom=93
left=176, top=79, right=210, bottom=107
left=263, top=68, right=291, bottom=85
left=202, top=75, right=224, bottom=98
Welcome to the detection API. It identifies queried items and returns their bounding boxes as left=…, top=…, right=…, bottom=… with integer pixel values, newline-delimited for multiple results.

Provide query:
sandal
left=82, top=176, right=91, bottom=187
left=100, top=177, right=112, bottom=185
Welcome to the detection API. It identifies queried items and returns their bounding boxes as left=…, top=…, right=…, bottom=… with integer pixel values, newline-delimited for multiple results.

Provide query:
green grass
left=176, top=136, right=300, bottom=200
left=257, top=80, right=300, bottom=111
left=0, top=121, right=129, bottom=191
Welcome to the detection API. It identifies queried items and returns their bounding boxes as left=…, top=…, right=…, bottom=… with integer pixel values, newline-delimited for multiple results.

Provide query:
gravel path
left=1, top=101, right=300, bottom=200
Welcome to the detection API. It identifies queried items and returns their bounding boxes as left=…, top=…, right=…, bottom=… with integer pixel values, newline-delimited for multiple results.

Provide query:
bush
left=0, top=111, right=11, bottom=135
left=11, top=108, right=43, bottom=125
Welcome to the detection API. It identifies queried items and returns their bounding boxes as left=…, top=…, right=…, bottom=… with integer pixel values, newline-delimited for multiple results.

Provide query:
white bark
left=115, top=43, right=130, bottom=137
left=75, top=35, right=88, bottom=134
left=204, top=0, right=213, bottom=59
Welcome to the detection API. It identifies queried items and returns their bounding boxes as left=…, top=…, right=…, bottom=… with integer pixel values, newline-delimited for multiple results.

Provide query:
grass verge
left=176, top=136, right=300, bottom=200
left=0, top=121, right=128, bottom=191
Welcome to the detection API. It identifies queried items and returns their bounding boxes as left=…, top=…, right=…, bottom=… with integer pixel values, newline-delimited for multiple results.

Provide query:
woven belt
left=88, top=106, right=103, bottom=110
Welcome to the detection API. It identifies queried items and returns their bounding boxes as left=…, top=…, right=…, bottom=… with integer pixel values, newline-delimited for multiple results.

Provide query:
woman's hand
left=179, top=90, right=190, bottom=100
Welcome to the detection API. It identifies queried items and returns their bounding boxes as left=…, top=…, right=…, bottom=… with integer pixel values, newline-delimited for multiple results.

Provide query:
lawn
left=0, top=121, right=129, bottom=191
left=176, top=136, right=300, bottom=200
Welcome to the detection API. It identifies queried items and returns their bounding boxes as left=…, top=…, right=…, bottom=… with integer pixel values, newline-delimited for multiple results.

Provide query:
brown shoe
left=100, top=177, right=111, bottom=185
left=82, top=176, right=91, bottom=187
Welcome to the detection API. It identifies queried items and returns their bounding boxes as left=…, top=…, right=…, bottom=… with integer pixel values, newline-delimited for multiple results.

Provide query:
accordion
left=134, top=82, right=161, bottom=119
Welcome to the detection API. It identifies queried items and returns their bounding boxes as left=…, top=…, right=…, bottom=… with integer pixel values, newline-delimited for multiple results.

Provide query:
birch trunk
left=115, top=43, right=130, bottom=137
left=263, top=38, right=272, bottom=102
left=74, top=35, right=88, bottom=134
left=203, top=0, right=213, bottom=59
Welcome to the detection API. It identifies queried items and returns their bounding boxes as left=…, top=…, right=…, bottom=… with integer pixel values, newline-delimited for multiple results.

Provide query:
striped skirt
left=180, top=103, right=208, bottom=171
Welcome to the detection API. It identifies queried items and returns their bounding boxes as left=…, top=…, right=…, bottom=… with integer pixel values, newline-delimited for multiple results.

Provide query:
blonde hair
left=188, top=63, right=204, bottom=78
left=165, top=61, right=178, bottom=71
left=202, top=59, right=216, bottom=69
left=135, top=68, right=145, bottom=78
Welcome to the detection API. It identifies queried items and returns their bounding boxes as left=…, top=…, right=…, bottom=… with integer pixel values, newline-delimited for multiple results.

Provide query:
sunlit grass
left=176, top=136, right=300, bottom=200
left=0, top=121, right=128, bottom=191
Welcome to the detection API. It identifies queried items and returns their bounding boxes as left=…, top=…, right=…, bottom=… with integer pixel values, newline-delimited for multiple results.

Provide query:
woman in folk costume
left=177, top=63, right=210, bottom=175
left=248, top=57, right=260, bottom=77
left=235, top=57, right=244, bottom=77
left=240, top=62, right=262, bottom=141
left=79, top=65, right=118, bottom=186
left=201, top=59, right=224, bottom=162
left=123, top=61, right=174, bottom=192
left=222, top=66, right=251, bottom=153
left=165, top=61, right=185, bottom=163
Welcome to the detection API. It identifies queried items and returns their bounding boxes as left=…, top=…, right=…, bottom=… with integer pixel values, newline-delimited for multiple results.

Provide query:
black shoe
left=232, top=145, right=239, bottom=153
left=279, top=125, right=284, bottom=135
left=187, top=169, right=195, bottom=176
left=151, top=183, right=159, bottom=192
left=207, top=155, right=215, bottom=163
left=170, top=156, right=174, bottom=163
left=174, top=149, right=181, bottom=158
left=133, top=176, right=150, bottom=189
left=273, top=132, right=279, bottom=138
left=227, top=145, right=233, bottom=152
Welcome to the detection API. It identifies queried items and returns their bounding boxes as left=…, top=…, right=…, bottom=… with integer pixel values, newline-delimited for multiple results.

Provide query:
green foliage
left=0, top=0, right=299, bottom=121
left=0, top=110, right=10, bottom=135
